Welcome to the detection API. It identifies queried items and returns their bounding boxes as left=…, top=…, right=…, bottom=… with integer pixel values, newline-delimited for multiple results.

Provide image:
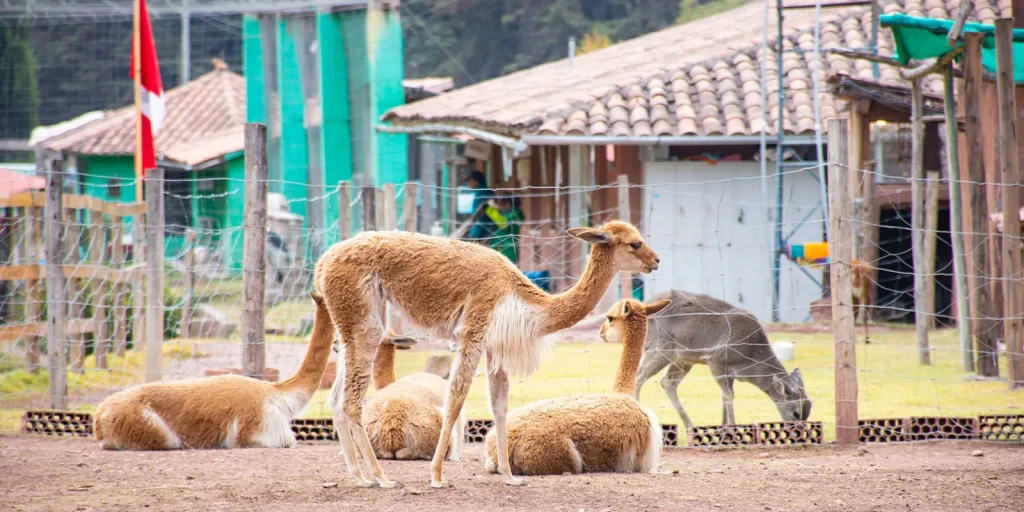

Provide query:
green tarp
left=880, top=13, right=1024, bottom=82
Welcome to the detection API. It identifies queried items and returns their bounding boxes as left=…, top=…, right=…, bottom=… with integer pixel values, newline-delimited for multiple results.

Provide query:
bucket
left=773, top=341, right=795, bottom=362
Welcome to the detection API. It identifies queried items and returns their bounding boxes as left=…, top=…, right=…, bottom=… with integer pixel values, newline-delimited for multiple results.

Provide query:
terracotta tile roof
left=38, top=70, right=246, bottom=165
left=383, top=0, right=1010, bottom=138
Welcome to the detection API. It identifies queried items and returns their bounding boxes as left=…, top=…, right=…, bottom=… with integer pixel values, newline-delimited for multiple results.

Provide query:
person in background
left=464, top=170, right=494, bottom=241
left=479, top=194, right=524, bottom=264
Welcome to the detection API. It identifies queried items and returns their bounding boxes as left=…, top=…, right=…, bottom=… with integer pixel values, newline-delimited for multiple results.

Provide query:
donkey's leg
left=709, top=362, right=736, bottom=426
left=328, top=359, right=374, bottom=487
left=430, top=339, right=484, bottom=488
left=660, top=361, right=695, bottom=433
left=633, top=351, right=671, bottom=401
left=486, top=358, right=525, bottom=486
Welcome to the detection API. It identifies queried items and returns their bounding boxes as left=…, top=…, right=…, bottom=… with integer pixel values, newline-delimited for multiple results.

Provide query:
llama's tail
left=367, top=397, right=412, bottom=457
left=275, top=292, right=334, bottom=395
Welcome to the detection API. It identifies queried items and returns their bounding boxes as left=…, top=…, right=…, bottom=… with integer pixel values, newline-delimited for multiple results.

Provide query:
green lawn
left=301, top=327, right=1024, bottom=441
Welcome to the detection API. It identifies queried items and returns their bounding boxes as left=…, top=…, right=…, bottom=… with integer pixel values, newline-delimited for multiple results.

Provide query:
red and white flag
left=130, top=0, right=165, bottom=175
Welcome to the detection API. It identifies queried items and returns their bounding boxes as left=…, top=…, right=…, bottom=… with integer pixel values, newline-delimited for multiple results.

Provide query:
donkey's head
left=771, top=368, right=812, bottom=422
left=567, top=221, right=660, bottom=274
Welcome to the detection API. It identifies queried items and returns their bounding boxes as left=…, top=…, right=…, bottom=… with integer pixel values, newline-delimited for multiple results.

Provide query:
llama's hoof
left=379, top=480, right=402, bottom=489
left=355, top=479, right=379, bottom=488
left=504, top=476, right=527, bottom=486
left=429, top=480, right=450, bottom=489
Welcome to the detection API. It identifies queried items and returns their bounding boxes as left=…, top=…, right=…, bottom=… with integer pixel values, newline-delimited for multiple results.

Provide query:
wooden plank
left=131, top=212, right=145, bottom=360
left=25, top=205, right=42, bottom=372
left=944, top=62, right=973, bottom=371
left=924, top=171, right=940, bottom=328
left=995, top=19, right=1024, bottom=389
left=65, top=202, right=86, bottom=373
left=89, top=210, right=110, bottom=369
left=0, top=265, right=40, bottom=281
left=144, top=168, right=165, bottom=382
left=338, top=181, right=351, bottom=240
left=827, top=118, right=858, bottom=445
left=618, top=174, right=633, bottom=300
left=403, top=182, right=418, bottom=232
left=110, top=216, right=128, bottom=358
left=0, top=192, right=38, bottom=208
left=0, top=323, right=43, bottom=342
left=963, top=32, right=999, bottom=377
left=363, top=184, right=378, bottom=232
left=242, top=123, right=268, bottom=380
left=382, top=183, right=398, bottom=231
left=45, top=160, right=67, bottom=410
left=910, top=79, right=931, bottom=365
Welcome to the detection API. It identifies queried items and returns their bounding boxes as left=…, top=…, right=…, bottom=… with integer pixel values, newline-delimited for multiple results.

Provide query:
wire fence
left=2, top=135, right=1022, bottom=445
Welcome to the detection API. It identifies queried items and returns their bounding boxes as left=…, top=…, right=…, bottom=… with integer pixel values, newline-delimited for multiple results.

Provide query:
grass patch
left=300, top=328, right=1024, bottom=442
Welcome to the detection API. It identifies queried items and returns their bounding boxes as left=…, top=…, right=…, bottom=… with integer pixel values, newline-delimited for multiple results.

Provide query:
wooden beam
left=924, top=171, right=941, bottom=328
left=144, top=167, right=166, bottom=382
left=45, top=159, right=67, bottom=410
left=824, top=48, right=904, bottom=68
left=403, top=182, right=418, bottom=232
left=947, top=2, right=974, bottom=44
left=902, top=47, right=964, bottom=82
left=995, top=18, right=1024, bottom=389
left=827, top=118, right=858, bottom=445
left=381, top=183, right=398, bottom=231
left=910, top=80, right=931, bottom=365
left=338, top=181, right=351, bottom=240
left=241, top=123, right=268, bottom=381
left=943, top=62, right=973, bottom=370
left=362, top=184, right=378, bottom=231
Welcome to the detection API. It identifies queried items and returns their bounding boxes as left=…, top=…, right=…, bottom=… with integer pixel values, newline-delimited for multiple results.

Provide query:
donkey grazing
left=633, top=290, right=811, bottom=434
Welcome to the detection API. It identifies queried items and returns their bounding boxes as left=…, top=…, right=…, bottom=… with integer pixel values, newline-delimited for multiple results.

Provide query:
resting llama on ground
left=363, top=338, right=463, bottom=461
left=483, top=298, right=670, bottom=475
left=314, top=220, right=659, bottom=488
left=93, top=293, right=334, bottom=450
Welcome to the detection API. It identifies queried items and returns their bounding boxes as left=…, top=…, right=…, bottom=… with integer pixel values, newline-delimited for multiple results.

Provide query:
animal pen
left=2, top=1, right=1024, bottom=455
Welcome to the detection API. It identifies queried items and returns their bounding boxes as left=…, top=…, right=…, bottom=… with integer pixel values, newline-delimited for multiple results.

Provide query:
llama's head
left=600, top=298, right=671, bottom=345
left=567, top=221, right=660, bottom=273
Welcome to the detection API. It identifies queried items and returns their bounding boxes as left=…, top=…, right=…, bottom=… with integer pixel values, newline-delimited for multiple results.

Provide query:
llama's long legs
left=328, top=365, right=373, bottom=487
left=430, top=342, right=483, bottom=488
left=486, top=360, right=525, bottom=486
left=633, top=351, right=671, bottom=400
left=659, top=361, right=695, bottom=433
left=342, top=334, right=399, bottom=488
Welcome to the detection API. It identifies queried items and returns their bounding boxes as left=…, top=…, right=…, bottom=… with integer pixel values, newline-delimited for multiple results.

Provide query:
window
left=107, top=179, right=122, bottom=199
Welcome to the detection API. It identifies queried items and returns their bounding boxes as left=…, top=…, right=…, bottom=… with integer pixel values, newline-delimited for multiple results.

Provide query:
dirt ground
left=2, top=436, right=1023, bottom=512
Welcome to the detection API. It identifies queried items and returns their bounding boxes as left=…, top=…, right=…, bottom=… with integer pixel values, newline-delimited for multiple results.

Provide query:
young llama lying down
left=315, top=220, right=659, bottom=488
left=483, top=298, right=670, bottom=475
left=94, top=293, right=337, bottom=450
left=363, top=338, right=463, bottom=461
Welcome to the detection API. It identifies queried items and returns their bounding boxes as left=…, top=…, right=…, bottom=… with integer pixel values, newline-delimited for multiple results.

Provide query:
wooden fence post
left=242, top=123, right=268, bottom=380
left=403, top=182, right=418, bottom=232
left=25, top=203, right=42, bottom=372
left=995, top=18, right=1024, bottom=389
left=338, top=181, right=351, bottom=240
left=144, top=167, right=165, bottom=382
left=924, top=171, right=940, bottom=328
left=66, top=200, right=84, bottom=372
left=90, top=210, right=110, bottom=369
left=943, top=61, right=973, bottom=371
left=363, top=184, right=378, bottom=232
left=45, top=160, right=67, bottom=409
left=910, top=79, right=931, bottom=365
left=111, top=214, right=129, bottom=358
left=828, top=118, right=858, bottom=445
left=382, top=183, right=398, bottom=231
left=618, top=174, right=632, bottom=299
left=963, top=32, right=999, bottom=377
left=181, top=229, right=196, bottom=338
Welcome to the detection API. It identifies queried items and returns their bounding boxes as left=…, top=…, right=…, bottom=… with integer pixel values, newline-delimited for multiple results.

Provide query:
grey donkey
left=633, top=290, right=811, bottom=433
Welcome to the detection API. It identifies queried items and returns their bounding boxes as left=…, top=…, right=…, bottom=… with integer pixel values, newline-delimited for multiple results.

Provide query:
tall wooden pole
left=242, top=123, right=268, bottom=380
left=45, top=160, right=67, bottom=409
left=943, top=62, right=973, bottom=370
left=828, top=118, right=858, bottom=445
left=618, top=174, right=632, bottom=300
left=924, top=171, right=940, bottom=327
left=995, top=18, right=1024, bottom=389
left=144, top=167, right=165, bottom=382
left=910, top=79, right=931, bottom=364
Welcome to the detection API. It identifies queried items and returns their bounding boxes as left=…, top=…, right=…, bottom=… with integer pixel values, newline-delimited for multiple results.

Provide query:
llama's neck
left=372, top=344, right=397, bottom=390
left=274, top=303, right=334, bottom=395
left=612, top=318, right=648, bottom=394
left=542, top=247, right=618, bottom=334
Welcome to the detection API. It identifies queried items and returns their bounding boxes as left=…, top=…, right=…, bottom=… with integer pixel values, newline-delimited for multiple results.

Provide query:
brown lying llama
left=483, top=299, right=669, bottom=475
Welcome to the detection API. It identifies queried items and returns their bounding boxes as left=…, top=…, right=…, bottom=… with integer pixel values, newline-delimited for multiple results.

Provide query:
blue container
left=524, top=270, right=551, bottom=292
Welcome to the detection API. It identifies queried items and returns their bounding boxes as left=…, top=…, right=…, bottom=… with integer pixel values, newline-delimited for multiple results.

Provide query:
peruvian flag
left=130, top=0, right=165, bottom=174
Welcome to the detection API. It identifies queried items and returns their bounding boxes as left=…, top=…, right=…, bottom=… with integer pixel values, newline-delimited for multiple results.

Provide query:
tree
left=0, top=25, right=40, bottom=140
left=577, top=30, right=612, bottom=55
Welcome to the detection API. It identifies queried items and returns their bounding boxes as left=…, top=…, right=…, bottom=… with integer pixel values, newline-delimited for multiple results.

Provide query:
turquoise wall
left=276, top=17, right=310, bottom=220
left=317, top=11, right=354, bottom=241
left=366, top=5, right=407, bottom=186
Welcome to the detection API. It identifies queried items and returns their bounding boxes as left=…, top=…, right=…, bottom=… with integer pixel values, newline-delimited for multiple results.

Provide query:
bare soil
left=2, top=435, right=1022, bottom=512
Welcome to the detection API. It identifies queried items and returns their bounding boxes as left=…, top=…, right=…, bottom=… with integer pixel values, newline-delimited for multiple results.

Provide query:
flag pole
left=133, top=0, right=144, bottom=203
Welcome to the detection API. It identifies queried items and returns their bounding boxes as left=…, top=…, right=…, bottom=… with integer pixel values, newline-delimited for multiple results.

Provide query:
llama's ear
left=644, top=300, right=672, bottom=316
left=621, top=301, right=632, bottom=316
left=791, top=368, right=804, bottom=388
left=567, top=227, right=611, bottom=244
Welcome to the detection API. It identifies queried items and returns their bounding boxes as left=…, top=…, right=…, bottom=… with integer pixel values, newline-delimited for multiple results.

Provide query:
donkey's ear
left=644, top=300, right=672, bottom=316
left=790, top=368, right=804, bottom=388
left=567, top=227, right=611, bottom=245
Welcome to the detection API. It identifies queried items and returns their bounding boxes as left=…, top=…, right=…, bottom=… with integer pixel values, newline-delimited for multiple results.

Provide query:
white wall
left=642, top=160, right=823, bottom=323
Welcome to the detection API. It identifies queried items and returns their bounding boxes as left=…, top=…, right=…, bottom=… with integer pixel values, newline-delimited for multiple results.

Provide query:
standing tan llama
left=93, top=293, right=334, bottom=450
left=483, top=298, right=670, bottom=475
left=314, top=220, right=659, bottom=488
